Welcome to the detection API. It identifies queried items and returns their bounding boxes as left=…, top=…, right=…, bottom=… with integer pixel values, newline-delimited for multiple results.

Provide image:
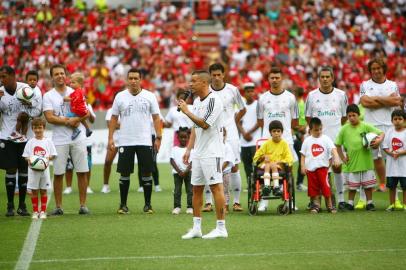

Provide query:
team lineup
left=1, top=58, right=405, bottom=240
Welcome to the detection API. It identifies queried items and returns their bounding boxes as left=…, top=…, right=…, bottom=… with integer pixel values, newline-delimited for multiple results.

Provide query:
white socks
left=193, top=217, right=202, bottom=231
left=272, top=173, right=280, bottom=188
left=216, top=220, right=225, bottom=230
left=230, top=172, right=241, bottom=204
left=334, top=173, right=345, bottom=203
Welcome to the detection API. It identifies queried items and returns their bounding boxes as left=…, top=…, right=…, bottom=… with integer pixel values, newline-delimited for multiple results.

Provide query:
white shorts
left=191, top=157, right=223, bottom=186
left=54, top=140, right=89, bottom=175
left=347, top=170, right=376, bottom=190
left=27, top=168, right=51, bottom=190
left=371, top=125, right=390, bottom=160
left=226, top=138, right=241, bottom=164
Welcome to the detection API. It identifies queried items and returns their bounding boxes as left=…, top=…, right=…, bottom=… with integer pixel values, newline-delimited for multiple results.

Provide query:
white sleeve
left=204, top=96, right=223, bottom=127
left=42, top=93, right=54, bottom=112
left=341, top=92, right=348, bottom=117
left=105, top=109, right=112, bottom=121
left=382, top=131, right=390, bottom=149
left=22, top=141, right=31, bottom=158
left=290, top=95, right=299, bottom=119
left=256, top=97, right=264, bottom=120
left=170, top=147, right=176, bottom=159
left=150, top=94, right=160, bottom=115
left=359, top=82, right=367, bottom=97
left=304, top=96, right=312, bottom=117
left=111, top=97, right=120, bottom=116
left=165, top=108, right=174, bottom=123
left=233, top=88, right=246, bottom=110
left=87, top=104, right=96, bottom=119
left=300, top=138, right=308, bottom=155
left=48, top=140, right=58, bottom=157
left=325, top=136, right=336, bottom=150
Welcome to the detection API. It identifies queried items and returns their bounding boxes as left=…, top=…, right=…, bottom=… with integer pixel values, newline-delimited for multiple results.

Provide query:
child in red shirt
left=64, top=72, right=92, bottom=140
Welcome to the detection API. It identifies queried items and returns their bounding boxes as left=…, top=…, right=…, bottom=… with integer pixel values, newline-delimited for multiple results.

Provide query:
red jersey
left=70, top=88, right=88, bottom=117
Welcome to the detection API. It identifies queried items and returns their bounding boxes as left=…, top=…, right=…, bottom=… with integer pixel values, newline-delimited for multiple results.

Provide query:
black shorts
left=117, top=145, right=154, bottom=176
left=386, top=177, right=406, bottom=190
left=0, top=140, right=28, bottom=171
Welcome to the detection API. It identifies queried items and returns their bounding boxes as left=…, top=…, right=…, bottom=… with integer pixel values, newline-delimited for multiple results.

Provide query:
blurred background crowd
left=1, top=0, right=405, bottom=109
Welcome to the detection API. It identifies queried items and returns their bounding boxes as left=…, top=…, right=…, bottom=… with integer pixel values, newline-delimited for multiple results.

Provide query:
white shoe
left=32, top=212, right=39, bottom=220
left=182, top=228, right=202, bottom=240
left=258, top=199, right=268, bottom=212
left=297, top=184, right=308, bottom=191
left=172, top=207, right=181, bottom=215
left=101, top=185, right=111, bottom=193
left=63, top=187, right=72, bottom=195
left=155, top=185, right=162, bottom=192
left=202, top=228, right=228, bottom=239
left=137, top=187, right=144, bottom=193
left=186, top=208, right=193, bottom=214
left=86, top=187, right=94, bottom=194
left=39, top=211, right=47, bottom=219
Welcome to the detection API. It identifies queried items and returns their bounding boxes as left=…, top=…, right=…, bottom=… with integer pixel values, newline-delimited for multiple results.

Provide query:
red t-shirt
left=70, top=88, right=88, bottom=117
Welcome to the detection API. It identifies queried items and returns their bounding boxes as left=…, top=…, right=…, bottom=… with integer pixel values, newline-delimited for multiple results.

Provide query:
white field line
left=0, top=248, right=402, bottom=265
left=14, top=191, right=52, bottom=270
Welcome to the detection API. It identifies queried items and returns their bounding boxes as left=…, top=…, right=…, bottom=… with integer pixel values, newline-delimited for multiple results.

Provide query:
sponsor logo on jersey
left=267, top=112, right=286, bottom=118
left=311, top=144, right=324, bottom=157
left=33, top=146, right=46, bottom=157
left=317, top=109, right=337, bottom=117
left=392, top=137, right=403, bottom=151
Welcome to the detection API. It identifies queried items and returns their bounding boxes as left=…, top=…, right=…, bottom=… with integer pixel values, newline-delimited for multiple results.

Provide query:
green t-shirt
left=335, top=122, right=382, bottom=173
left=297, top=99, right=306, bottom=126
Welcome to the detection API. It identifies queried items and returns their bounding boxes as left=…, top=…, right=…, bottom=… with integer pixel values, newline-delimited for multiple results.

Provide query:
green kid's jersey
left=335, top=122, right=382, bottom=172
left=297, top=99, right=306, bottom=126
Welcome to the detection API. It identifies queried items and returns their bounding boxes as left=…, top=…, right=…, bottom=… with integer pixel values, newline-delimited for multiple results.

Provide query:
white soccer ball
left=29, top=156, right=49, bottom=171
left=16, top=87, right=34, bottom=103
left=362, top=132, right=378, bottom=148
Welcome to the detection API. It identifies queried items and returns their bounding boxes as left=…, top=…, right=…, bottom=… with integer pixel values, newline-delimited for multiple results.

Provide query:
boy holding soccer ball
left=22, top=117, right=57, bottom=219
left=335, top=104, right=384, bottom=211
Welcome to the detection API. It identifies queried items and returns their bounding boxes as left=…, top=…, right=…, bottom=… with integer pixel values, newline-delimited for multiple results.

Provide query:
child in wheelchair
left=252, top=120, right=294, bottom=212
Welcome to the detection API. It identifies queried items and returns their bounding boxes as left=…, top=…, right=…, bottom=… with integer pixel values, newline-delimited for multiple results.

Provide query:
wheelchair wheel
left=249, top=201, right=258, bottom=216
left=277, top=203, right=289, bottom=215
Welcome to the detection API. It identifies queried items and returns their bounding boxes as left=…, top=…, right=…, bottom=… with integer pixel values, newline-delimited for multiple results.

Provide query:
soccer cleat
left=172, top=207, right=181, bottom=215
left=86, top=128, right=93, bottom=137
left=355, top=200, right=366, bottom=210
left=202, top=228, right=228, bottom=239
left=386, top=204, right=395, bottom=212
left=182, top=228, right=202, bottom=240
left=117, top=204, right=129, bottom=214
left=202, top=203, right=213, bottom=212
left=394, top=200, right=404, bottom=210
left=8, top=131, right=24, bottom=142
left=79, top=206, right=90, bottom=215
left=273, top=186, right=282, bottom=197
left=328, top=207, right=337, bottom=214
left=86, top=187, right=94, bottom=194
left=366, top=203, right=376, bottom=211
left=71, top=128, right=81, bottom=140
left=143, top=205, right=154, bottom=214
left=346, top=204, right=354, bottom=211
left=63, top=187, right=72, bottom=195
left=5, top=203, right=15, bottom=217
left=297, top=184, right=308, bottom=191
left=50, top=207, right=64, bottom=216
left=258, top=199, right=268, bottom=212
left=154, top=185, right=162, bottom=192
left=310, top=208, right=319, bottom=214
left=137, top=186, right=144, bottom=193
left=186, top=208, right=193, bottom=214
left=262, top=185, right=271, bottom=196
left=232, top=203, right=243, bottom=212
left=338, top=202, right=347, bottom=211
left=101, top=185, right=111, bottom=193
left=32, top=212, right=39, bottom=219
left=39, top=211, right=47, bottom=219
left=17, top=203, right=30, bottom=216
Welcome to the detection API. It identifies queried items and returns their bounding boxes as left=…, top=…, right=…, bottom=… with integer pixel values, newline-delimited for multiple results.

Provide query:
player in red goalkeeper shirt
left=64, top=72, right=92, bottom=140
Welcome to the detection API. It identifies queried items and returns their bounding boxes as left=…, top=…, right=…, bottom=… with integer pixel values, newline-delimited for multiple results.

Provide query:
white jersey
left=256, top=90, right=298, bottom=144
left=43, top=87, right=86, bottom=146
left=223, top=141, right=235, bottom=174
left=209, top=83, right=245, bottom=140
left=382, top=127, right=406, bottom=177
left=22, top=136, right=57, bottom=159
left=240, top=100, right=262, bottom=147
left=170, top=146, right=192, bottom=174
left=165, top=105, right=193, bottom=131
left=192, top=91, right=224, bottom=158
left=0, top=82, right=42, bottom=140
left=111, top=89, right=160, bottom=146
left=360, top=79, right=399, bottom=126
left=305, top=88, right=348, bottom=141
left=85, top=104, right=96, bottom=147
left=105, top=108, right=120, bottom=146
left=300, top=134, right=335, bottom=172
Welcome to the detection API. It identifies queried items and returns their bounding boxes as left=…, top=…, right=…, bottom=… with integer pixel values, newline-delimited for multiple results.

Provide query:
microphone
left=177, top=90, right=191, bottom=112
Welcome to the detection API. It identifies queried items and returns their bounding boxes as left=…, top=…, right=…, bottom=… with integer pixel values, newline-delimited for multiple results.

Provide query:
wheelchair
left=247, top=140, right=296, bottom=216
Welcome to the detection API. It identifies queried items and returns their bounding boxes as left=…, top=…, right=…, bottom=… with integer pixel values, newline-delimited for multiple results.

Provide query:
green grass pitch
left=0, top=164, right=405, bottom=270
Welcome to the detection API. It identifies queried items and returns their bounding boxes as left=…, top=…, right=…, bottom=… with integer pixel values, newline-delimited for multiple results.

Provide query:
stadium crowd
left=1, top=0, right=405, bottom=110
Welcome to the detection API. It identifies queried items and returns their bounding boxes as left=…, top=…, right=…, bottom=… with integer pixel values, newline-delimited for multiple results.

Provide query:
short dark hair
left=26, top=70, right=39, bottom=80
left=309, top=117, right=322, bottom=130
left=318, top=66, right=334, bottom=78
left=346, top=104, right=360, bottom=115
left=268, top=66, right=282, bottom=77
left=176, top=126, right=190, bottom=134
left=127, top=68, right=142, bottom=78
left=192, top=70, right=210, bottom=83
left=31, top=117, right=46, bottom=128
left=268, top=120, right=284, bottom=133
left=50, top=64, right=66, bottom=77
left=208, top=63, right=225, bottom=73
left=0, top=65, right=16, bottom=76
left=367, top=58, right=387, bottom=74
left=391, top=109, right=406, bottom=120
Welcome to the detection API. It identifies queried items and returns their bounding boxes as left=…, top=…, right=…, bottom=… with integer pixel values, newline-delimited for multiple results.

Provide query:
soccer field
left=1, top=164, right=406, bottom=270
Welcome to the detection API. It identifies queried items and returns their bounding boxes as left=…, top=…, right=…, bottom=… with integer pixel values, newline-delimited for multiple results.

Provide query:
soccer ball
left=362, top=132, right=378, bottom=148
left=29, top=156, right=49, bottom=171
left=16, top=87, right=34, bottom=103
